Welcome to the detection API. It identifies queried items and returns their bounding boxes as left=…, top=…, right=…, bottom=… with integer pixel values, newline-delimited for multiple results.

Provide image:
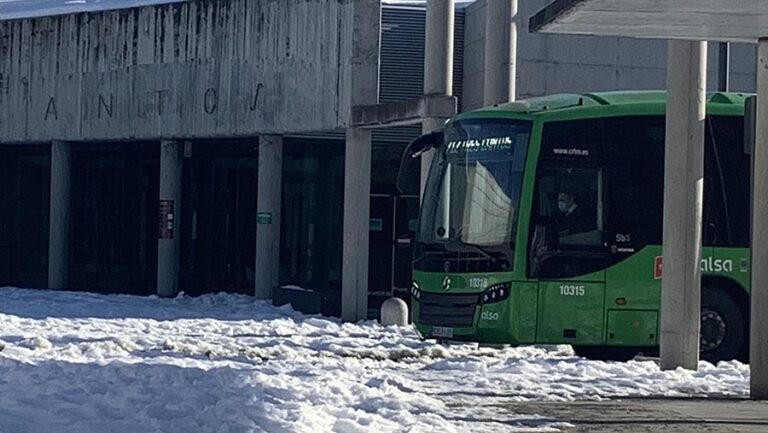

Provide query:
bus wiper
left=452, top=242, right=508, bottom=268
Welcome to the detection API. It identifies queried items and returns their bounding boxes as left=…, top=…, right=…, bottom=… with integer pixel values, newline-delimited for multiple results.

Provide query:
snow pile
left=0, top=287, right=750, bottom=432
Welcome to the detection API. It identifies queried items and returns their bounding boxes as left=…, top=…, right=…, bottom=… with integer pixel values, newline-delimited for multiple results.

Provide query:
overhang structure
left=530, top=0, right=768, bottom=43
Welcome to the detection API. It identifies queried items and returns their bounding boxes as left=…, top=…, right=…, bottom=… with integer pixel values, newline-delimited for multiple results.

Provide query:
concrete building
left=0, top=0, right=758, bottom=319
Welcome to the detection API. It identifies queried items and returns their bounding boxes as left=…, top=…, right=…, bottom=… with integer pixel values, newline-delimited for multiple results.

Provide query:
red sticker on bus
left=654, top=256, right=663, bottom=280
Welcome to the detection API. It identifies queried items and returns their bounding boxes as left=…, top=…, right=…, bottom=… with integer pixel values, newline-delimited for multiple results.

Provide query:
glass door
left=368, top=194, right=420, bottom=318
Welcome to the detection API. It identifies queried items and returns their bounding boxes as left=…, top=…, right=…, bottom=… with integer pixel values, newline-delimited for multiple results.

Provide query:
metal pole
left=750, top=37, right=768, bottom=399
left=660, top=40, right=707, bottom=371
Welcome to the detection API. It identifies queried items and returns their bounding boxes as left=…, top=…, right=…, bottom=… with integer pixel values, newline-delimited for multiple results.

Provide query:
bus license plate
left=432, top=326, right=453, bottom=338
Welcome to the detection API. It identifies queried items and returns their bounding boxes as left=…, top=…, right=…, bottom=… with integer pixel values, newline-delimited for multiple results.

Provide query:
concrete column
left=750, top=38, right=768, bottom=399
left=421, top=0, right=454, bottom=196
left=660, top=40, right=707, bottom=371
left=157, top=140, right=182, bottom=298
left=484, top=0, right=517, bottom=106
left=342, top=128, right=372, bottom=322
left=255, top=135, right=282, bottom=299
left=48, top=140, right=71, bottom=289
left=341, top=0, right=379, bottom=321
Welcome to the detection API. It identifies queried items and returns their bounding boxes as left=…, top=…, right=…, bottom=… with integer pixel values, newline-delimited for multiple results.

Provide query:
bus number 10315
left=559, top=285, right=585, bottom=296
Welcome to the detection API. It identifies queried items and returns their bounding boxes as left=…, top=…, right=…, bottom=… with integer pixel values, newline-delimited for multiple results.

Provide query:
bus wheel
left=700, top=286, right=745, bottom=363
left=572, top=346, right=638, bottom=362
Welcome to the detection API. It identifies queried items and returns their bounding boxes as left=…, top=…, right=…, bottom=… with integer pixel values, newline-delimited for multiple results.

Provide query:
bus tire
left=572, top=345, right=638, bottom=362
left=700, top=285, right=745, bottom=363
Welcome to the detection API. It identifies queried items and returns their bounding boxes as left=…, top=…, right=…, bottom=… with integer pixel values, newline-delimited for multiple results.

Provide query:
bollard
left=380, top=297, right=409, bottom=326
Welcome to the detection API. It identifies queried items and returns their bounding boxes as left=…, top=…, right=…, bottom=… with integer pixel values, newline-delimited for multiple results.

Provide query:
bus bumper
left=411, top=281, right=538, bottom=345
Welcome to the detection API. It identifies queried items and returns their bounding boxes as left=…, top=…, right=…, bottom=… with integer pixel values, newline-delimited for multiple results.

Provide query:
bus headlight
left=410, top=281, right=421, bottom=301
left=481, top=282, right=511, bottom=305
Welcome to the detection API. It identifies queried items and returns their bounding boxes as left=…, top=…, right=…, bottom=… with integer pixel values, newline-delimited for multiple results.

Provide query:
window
left=530, top=119, right=607, bottom=279
left=535, top=167, right=603, bottom=248
left=602, top=116, right=665, bottom=248
left=708, top=116, right=749, bottom=248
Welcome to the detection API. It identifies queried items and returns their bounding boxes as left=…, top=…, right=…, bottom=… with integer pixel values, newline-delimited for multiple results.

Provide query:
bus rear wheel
left=700, top=285, right=746, bottom=363
left=572, top=346, right=640, bottom=362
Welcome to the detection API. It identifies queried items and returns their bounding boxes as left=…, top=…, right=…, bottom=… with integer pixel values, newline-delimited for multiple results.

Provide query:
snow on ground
left=0, top=287, right=749, bottom=432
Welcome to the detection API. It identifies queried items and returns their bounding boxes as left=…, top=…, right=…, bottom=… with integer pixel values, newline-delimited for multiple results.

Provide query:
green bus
left=401, top=91, right=752, bottom=362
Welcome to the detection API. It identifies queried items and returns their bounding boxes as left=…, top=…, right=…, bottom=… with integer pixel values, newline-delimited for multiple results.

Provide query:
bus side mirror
left=396, top=131, right=443, bottom=194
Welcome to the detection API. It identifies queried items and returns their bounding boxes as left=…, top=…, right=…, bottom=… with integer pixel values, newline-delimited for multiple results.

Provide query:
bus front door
left=531, top=165, right=608, bottom=346
left=535, top=270, right=606, bottom=346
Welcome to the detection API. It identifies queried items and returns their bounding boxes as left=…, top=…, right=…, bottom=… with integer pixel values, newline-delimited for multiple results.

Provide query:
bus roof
left=458, top=90, right=751, bottom=121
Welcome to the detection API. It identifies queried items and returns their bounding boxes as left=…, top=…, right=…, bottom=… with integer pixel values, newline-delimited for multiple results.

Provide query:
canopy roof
left=530, top=0, right=768, bottom=43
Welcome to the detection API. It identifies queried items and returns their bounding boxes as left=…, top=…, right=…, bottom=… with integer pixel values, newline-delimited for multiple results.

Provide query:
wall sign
left=158, top=200, right=175, bottom=239
left=257, top=212, right=273, bottom=225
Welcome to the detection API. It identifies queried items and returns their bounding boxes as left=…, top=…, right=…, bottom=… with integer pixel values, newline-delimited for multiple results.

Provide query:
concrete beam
left=342, top=128, right=372, bottom=322
left=351, top=96, right=457, bottom=129
left=157, top=139, right=182, bottom=298
left=48, top=140, right=71, bottom=289
left=254, top=135, right=283, bottom=299
left=660, top=40, right=707, bottom=371
left=750, top=37, right=768, bottom=399
left=484, top=0, right=517, bottom=105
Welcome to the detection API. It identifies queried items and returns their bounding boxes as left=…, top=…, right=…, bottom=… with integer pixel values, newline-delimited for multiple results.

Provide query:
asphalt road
left=506, top=398, right=768, bottom=433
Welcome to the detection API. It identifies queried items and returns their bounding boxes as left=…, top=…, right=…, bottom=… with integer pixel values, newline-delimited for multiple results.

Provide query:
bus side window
left=602, top=116, right=664, bottom=250
left=530, top=119, right=608, bottom=279
left=529, top=166, right=606, bottom=278
left=540, top=167, right=603, bottom=248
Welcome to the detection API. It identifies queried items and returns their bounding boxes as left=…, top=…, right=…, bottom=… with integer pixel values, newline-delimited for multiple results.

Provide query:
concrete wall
left=0, top=0, right=360, bottom=143
left=463, top=0, right=757, bottom=111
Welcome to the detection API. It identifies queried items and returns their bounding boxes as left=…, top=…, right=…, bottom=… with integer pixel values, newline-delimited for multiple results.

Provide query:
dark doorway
left=180, top=140, right=258, bottom=296
left=368, top=194, right=420, bottom=318
left=0, top=145, right=50, bottom=288
left=280, top=138, right=344, bottom=316
left=69, top=142, right=159, bottom=295
left=368, top=143, right=421, bottom=318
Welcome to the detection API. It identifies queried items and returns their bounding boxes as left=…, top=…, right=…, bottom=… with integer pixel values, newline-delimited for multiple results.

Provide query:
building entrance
left=180, top=141, right=259, bottom=296
left=368, top=194, right=420, bottom=318
left=0, top=145, right=50, bottom=289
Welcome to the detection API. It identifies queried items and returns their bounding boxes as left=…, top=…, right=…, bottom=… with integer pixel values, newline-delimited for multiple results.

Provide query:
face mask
left=558, top=201, right=569, bottom=212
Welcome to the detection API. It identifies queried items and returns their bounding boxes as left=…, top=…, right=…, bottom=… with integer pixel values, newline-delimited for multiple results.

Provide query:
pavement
left=507, top=398, right=768, bottom=432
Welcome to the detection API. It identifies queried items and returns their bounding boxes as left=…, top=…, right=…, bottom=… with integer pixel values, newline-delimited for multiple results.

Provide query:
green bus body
left=411, top=91, right=752, bottom=361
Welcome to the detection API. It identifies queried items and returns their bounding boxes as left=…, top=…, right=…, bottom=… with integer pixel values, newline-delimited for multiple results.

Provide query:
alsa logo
left=481, top=311, right=499, bottom=321
left=700, top=257, right=733, bottom=273
left=654, top=256, right=734, bottom=279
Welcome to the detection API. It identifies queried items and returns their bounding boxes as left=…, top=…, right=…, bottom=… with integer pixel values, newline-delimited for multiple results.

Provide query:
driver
left=556, top=189, right=592, bottom=235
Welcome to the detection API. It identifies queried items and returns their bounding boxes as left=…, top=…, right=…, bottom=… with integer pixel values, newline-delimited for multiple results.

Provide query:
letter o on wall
left=204, top=88, right=218, bottom=114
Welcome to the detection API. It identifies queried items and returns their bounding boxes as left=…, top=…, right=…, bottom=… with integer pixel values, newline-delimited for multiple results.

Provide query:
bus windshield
left=418, top=118, right=531, bottom=271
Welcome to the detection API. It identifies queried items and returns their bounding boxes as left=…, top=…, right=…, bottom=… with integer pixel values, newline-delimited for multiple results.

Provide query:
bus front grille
left=418, top=292, right=480, bottom=328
